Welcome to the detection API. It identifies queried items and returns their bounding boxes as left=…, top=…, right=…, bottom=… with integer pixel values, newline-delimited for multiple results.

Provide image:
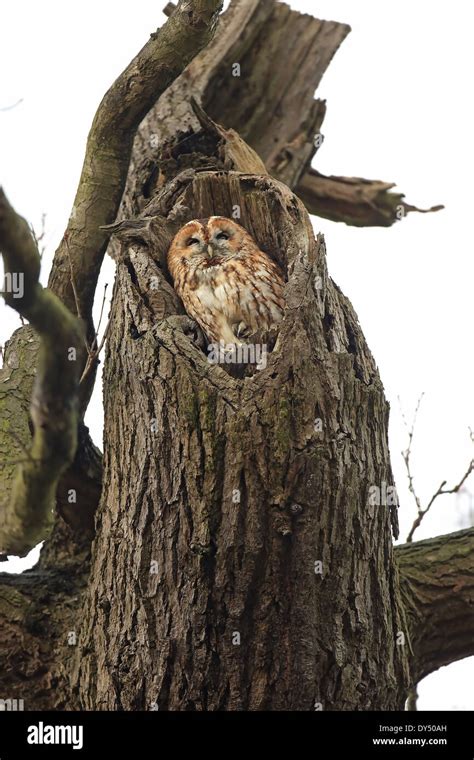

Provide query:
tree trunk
left=73, top=167, right=409, bottom=710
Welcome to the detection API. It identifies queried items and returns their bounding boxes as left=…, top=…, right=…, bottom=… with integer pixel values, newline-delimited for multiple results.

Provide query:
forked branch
left=0, top=189, right=84, bottom=556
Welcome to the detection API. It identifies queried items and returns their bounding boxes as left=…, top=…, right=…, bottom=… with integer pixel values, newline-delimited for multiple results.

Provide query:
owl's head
left=168, top=216, right=248, bottom=271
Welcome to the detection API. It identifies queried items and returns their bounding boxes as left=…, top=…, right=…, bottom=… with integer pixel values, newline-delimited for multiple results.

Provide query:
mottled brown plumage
left=167, top=217, right=285, bottom=345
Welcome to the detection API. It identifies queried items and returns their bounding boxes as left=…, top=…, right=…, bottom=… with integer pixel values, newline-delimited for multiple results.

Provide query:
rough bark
left=0, top=0, right=224, bottom=550
left=72, top=168, right=409, bottom=710
left=0, top=524, right=90, bottom=710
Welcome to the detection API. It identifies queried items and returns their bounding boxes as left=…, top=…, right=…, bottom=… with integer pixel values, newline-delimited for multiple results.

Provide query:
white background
left=1, top=0, right=473, bottom=710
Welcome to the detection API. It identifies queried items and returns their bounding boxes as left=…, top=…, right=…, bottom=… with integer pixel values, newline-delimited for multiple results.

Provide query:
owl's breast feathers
left=167, top=219, right=286, bottom=344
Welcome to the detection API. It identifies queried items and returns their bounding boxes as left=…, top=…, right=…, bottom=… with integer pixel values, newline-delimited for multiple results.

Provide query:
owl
left=167, top=216, right=285, bottom=346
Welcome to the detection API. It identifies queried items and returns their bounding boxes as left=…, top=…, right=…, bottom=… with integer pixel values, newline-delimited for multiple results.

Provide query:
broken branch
left=296, top=168, right=443, bottom=227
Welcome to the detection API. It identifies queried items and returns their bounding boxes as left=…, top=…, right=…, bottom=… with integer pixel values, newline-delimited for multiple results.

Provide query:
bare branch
left=409, top=454, right=474, bottom=544
left=400, top=396, right=474, bottom=542
left=29, top=213, right=47, bottom=260
left=79, top=318, right=111, bottom=387
left=78, top=283, right=110, bottom=386
left=296, top=169, right=443, bottom=227
left=95, top=283, right=109, bottom=343
left=397, top=527, right=474, bottom=682
left=400, top=393, right=424, bottom=520
left=46, top=0, right=224, bottom=414
left=0, top=188, right=85, bottom=556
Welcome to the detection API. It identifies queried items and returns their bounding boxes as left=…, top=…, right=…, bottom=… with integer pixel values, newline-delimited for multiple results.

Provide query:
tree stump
left=74, top=167, right=408, bottom=710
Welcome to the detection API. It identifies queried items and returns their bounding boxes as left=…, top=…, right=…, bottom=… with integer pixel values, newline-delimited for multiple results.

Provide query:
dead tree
left=1, top=0, right=467, bottom=711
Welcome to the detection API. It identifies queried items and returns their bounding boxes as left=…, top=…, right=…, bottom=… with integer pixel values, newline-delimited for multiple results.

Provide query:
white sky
left=1, top=0, right=473, bottom=710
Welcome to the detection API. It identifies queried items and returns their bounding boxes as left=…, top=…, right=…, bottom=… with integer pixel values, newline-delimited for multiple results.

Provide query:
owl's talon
left=236, top=321, right=252, bottom=339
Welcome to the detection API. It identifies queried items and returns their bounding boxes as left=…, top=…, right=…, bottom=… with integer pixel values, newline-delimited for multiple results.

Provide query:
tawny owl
left=167, top=216, right=285, bottom=345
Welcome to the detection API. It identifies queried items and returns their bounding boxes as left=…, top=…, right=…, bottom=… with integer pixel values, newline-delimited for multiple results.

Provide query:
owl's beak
left=207, top=244, right=213, bottom=258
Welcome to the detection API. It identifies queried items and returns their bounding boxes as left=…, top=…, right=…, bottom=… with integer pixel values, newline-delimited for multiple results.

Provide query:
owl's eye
left=186, top=237, right=200, bottom=246
left=215, top=231, right=230, bottom=241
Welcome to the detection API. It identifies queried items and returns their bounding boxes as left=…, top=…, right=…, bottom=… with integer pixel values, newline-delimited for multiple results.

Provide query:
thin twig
left=65, top=238, right=83, bottom=322
left=29, top=213, right=47, bottom=259
left=400, top=396, right=474, bottom=543
left=92, top=283, right=109, bottom=354
left=65, top=237, right=91, bottom=356
left=400, top=402, right=474, bottom=712
left=79, top=282, right=110, bottom=384
left=97, top=283, right=108, bottom=335
left=79, top=310, right=111, bottom=385
left=400, top=394, right=424, bottom=516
